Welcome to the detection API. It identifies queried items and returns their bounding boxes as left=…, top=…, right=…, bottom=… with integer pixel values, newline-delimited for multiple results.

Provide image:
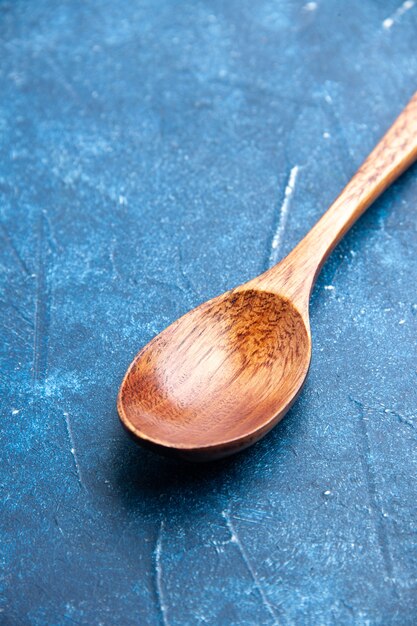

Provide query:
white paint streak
left=222, top=510, right=279, bottom=625
left=63, top=411, right=84, bottom=489
left=109, top=238, right=119, bottom=280
left=269, top=165, right=299, bottom=267
left=383, top=0, right=415, bottom=29
left=155, top=521, right=169, bottom=626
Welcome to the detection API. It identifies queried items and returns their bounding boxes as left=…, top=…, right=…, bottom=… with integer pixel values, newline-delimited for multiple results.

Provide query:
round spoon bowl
left=118, top=289, right=311, bottom=460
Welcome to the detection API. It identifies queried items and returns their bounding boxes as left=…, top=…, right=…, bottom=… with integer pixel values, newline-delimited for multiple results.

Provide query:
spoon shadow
left=111, top=395, right=306, bottom=519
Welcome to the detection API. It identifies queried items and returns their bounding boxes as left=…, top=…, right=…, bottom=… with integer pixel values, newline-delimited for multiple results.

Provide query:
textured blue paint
left=1, top=1, right=416, bottom=624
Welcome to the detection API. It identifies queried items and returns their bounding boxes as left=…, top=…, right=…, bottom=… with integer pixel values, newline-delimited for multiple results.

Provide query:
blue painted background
left=1, top=1, right=416, bottom=624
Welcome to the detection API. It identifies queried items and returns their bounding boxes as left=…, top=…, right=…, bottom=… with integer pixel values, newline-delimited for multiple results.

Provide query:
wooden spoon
left=118, top=92, right=417, bottom=461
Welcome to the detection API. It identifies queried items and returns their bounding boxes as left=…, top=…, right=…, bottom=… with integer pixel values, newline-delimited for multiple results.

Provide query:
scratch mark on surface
left=322, top=90, right=356, bottom=169
left=43, top=55, right=82, bottom=104
left=109, top=237, right=121, bottom=280
left=63, top=411, right=85, bottom=490
left=145, top=275, right=194, bottom=304
left=32, top=213, right=50, bottom=385
left=54, top=515, right=65, bottom=537
left=383, top=0, right=414, bottom=29
left=154, top=521, right=169, bottom=626
left=1, top=322, right=28, bottom=345
left=389, top=409, right=415, bottom=430
left=177, top=247, right=198, bottom=306
left=378, top=402, right=415, bottom=429
left=350, top=399, right=398, bottom=595
left=42, top=209, right=60, bottom=252
left=268, top=165, right=299, bottom=267
left=0, top=222, right=31, bottom=276
left=222, top=510, right=279, bottom=624
left=1, top=300, right=34, bottom=328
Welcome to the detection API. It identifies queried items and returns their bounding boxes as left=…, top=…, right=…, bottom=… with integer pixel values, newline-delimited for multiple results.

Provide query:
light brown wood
left=118, top=92, right=417, bottom=461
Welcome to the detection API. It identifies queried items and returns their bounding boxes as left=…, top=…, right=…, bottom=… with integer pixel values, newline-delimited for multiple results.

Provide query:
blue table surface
left=1, top=1, right=416, bottom=624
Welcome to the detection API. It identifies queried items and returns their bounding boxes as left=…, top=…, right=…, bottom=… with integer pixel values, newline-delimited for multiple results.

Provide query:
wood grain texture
left=119, top=290, right=310, bottom=460
left=119, top=91, right=417, bottom=461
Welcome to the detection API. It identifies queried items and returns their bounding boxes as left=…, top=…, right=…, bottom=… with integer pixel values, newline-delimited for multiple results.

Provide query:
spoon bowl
left=118, top=288, right=311, bottom=460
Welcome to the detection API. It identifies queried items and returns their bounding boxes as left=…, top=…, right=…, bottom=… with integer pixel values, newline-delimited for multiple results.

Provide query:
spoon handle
left=257, top=91, right=417, bottom=309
